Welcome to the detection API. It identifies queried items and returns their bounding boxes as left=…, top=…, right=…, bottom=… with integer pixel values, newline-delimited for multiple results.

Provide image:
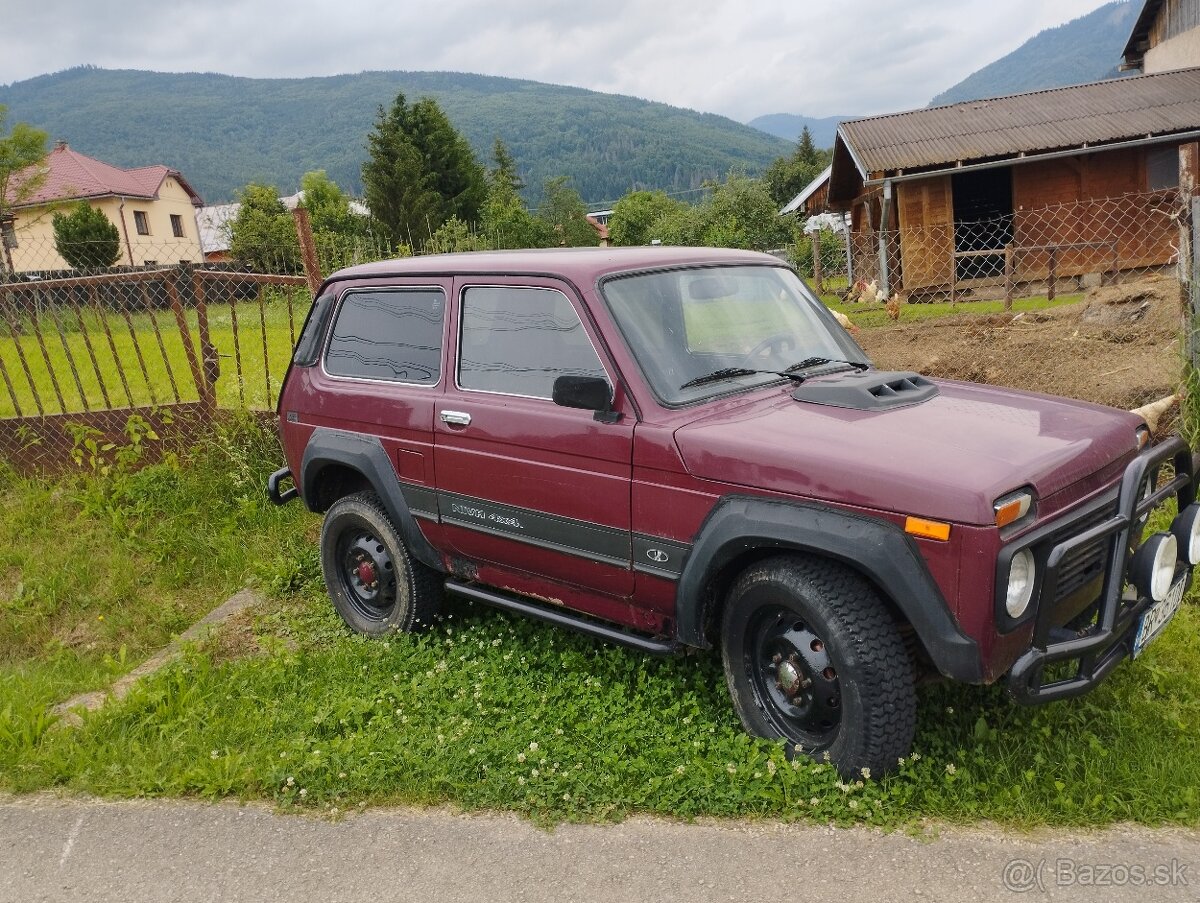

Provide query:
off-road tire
left=320, top=491, right=441, bottom=635
left=721, top=554, right=916, bottom=777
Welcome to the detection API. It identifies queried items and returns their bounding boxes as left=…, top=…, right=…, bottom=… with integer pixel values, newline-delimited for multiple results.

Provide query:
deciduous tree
left=228, top=183, right=301, bottom=274
left=609, top=190, right=687, bottom=246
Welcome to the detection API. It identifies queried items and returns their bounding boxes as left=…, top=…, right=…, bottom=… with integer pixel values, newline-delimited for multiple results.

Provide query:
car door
left=313, top=279, right=450, bottom=528
left=433, top=277, right=636, bottom=601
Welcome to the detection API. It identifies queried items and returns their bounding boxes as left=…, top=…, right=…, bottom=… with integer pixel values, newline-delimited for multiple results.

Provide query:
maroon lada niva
left=268, top=247, right=1198, bottom=776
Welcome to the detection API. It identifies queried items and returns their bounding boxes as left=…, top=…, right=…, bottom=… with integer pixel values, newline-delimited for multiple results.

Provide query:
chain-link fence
left=0, top=189, right=1195, bottom=473
left=802, top=188, right=1182, bottom=304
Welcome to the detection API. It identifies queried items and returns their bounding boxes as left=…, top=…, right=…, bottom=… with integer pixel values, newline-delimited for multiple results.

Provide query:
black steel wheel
left=721, top=554, right=916, bottom=778
left=320, top=491, right=441, bottom=635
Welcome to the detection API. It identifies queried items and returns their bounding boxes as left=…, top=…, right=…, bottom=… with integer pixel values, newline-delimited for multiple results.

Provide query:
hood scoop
left=791, top=370, right=939, bottom=411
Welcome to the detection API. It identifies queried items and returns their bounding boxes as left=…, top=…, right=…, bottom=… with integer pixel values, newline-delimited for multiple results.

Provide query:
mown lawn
left=1, top=420, right=1198, bottom=827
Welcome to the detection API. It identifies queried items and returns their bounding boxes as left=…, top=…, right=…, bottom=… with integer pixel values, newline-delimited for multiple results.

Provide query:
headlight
left=1006, top=548, right=1036, bottom=618
left=1131, top=532, right=1178, bottom=603
left=1171, top=504, right=1200, bottom=566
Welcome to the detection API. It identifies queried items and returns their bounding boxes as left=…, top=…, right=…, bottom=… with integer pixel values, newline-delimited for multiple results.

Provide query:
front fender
left=675, top=496, right=982, bottom=683
left=300, top=428, right=443, bottom=573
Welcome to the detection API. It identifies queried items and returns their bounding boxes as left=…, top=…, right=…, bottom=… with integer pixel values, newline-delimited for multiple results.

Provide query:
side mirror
left=552, top=375, right=620, bottom=423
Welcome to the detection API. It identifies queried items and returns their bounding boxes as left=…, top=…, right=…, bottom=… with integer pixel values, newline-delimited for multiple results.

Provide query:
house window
left=170, top=214, right=184, bottom=238
left=133, top=211, right=150, bottom=235
left=1147, top=146, right=1179, bottom=191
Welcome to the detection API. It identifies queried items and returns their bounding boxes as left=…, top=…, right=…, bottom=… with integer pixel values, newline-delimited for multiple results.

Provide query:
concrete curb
left=51, top=588, right=263, bottom=727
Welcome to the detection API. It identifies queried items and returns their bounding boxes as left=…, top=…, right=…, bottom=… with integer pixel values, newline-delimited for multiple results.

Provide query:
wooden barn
left=825, top=67, right=1200, bottom=298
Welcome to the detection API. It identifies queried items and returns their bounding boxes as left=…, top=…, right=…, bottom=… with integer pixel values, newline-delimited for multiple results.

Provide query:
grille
left=1049, top=503, right=1117, bottom=603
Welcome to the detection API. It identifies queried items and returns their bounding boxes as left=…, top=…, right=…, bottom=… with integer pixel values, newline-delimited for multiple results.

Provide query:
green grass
left=827, top=293, right=1084, bottom=329
left=1, top=419, right=1198, bottom=827
left=0, top=293, right=309, bottom=417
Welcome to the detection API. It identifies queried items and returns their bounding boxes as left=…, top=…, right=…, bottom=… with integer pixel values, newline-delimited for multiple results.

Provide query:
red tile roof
left=8, top=144, right=203, bottom=208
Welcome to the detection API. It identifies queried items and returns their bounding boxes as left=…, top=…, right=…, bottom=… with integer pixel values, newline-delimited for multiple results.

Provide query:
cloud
left=1, top=0, right=1119, bottom=120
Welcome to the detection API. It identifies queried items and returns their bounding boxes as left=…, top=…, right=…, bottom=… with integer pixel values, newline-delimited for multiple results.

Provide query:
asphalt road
left=2, top=797, right=1197, bottom=903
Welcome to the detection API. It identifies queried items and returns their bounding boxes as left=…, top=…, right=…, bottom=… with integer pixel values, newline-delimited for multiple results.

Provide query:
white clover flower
left=531, top=769, right=539, bottom=777
left=848, top=800, right=859, bottom=810
left=210, top=750, right=219, bottom=759
left=726, top=764, right=737, bottom=774
left=675, top=765, right=686, bottom=775
left=809, top=797, right=820, bottom=806
left=517, top=752, right=526, bottom=763
left=860, top=767, right=871, bottom=780
left=517, top=776, right=526, bottom=785
left=946, top=763, right=957, bottom=774
left=286, top=776, right=295, bottom=786
left=338, top=772, right=347, bottom=779
left=767, top=760, right=777, bottom=776
left=562, top=793, right=571, bottom=801
left=299, top=788, right=307, bottom=797
left=529, top=741, right=538, bottom=751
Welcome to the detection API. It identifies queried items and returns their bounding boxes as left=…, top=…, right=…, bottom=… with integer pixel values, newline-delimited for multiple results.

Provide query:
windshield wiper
left=679, top=368, right=765, bottom=390
left=783, top=357, right=871, bottom=377
left=679, top=358, right=871, bottom=392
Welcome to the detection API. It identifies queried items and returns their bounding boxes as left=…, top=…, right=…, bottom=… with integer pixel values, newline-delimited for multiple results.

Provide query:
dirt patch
left=856, top=275, right=1183, bottom=415
left=207, top=606, right=263, bottom=665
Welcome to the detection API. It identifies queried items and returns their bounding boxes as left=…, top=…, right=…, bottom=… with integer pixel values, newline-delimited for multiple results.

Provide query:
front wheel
left=320, top=491, right=441, bottom=635
left=721, top=555, right=916, bottom=778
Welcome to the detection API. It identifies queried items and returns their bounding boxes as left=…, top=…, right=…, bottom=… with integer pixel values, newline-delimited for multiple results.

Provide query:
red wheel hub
left=355, top=561, right=377, bottom=585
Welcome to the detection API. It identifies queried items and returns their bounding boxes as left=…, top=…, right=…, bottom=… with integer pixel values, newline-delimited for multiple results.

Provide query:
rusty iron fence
left=0, top=248, right=311, bottom=470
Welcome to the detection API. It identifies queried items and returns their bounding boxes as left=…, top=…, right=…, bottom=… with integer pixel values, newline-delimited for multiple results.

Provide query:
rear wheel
left=320, top=491, right=441, bottom=635
left=721, top=554, right=916, bottom=777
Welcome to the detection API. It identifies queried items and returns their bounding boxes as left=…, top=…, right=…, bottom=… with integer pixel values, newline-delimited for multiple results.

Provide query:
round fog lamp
left=1006, top=548, right=1036, bottom=618
left=1171, top=503, right=1200, bottom=566
left=1131, top=532, right=1178, bottom=603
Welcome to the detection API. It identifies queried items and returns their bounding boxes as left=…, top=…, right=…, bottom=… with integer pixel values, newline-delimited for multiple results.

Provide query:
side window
left=458, top=286, right=607, bottom=398
left=325, top=288, right=445, bottom=384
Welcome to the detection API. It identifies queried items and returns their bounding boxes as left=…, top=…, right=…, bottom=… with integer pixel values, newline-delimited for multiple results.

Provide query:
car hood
left=673, top=378, right=1143, bottom=525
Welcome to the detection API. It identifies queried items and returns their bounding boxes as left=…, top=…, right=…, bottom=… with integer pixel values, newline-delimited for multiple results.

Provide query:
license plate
left=1133, top=575, right=1187, bottom=658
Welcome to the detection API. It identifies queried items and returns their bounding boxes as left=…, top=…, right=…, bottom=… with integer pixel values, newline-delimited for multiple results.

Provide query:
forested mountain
left=928, top=1, right=1138, bottom=106
left=744, top=114, right=849, bottom=149
left=0, top=67, right=792, bottom=206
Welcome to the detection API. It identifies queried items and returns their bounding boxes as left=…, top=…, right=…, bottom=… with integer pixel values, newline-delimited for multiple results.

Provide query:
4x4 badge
left=646, top=548, right=670, bottom=563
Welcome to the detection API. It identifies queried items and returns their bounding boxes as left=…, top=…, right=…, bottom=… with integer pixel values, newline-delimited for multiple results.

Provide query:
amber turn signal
left=905, top=516, right=951, bottom=541
left=994, top=492, right=1033, bottom=528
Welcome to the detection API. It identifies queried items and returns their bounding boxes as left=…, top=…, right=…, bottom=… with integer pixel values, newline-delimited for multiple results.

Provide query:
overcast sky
left=1, top=0, right=1118, bottom=120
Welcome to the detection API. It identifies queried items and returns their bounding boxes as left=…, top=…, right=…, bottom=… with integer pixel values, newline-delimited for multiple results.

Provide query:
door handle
left=440, top=410, right=472, bottom=427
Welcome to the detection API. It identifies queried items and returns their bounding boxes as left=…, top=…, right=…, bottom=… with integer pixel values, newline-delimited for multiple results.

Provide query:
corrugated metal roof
left=839, top=66, right=1200, bottom=175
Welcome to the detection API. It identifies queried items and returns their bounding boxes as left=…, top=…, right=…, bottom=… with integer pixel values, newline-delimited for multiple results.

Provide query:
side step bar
left=444, top=579, right=679, bottom=657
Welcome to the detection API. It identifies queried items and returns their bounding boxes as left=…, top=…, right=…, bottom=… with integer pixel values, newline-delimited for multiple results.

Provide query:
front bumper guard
left=1008, top=437, right=1195, bottom=704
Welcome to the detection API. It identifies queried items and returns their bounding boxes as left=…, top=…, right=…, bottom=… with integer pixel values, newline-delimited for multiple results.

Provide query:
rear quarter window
left=325, top=288, right=445, bottom=384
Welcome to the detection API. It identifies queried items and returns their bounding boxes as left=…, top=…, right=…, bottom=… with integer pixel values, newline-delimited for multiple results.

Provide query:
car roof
left=324, top=246, right=787, bottom=288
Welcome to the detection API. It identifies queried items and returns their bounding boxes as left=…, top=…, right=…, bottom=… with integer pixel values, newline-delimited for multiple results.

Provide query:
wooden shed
left=826, top=67, right=1200, bottom=297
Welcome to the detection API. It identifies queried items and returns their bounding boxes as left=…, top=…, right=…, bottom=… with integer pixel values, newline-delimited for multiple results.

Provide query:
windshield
left=601, top=265, right=866, bottom=404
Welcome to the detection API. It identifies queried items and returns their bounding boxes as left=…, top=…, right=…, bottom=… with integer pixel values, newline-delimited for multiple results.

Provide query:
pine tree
left=362, top=93, right=486, bottom=250
left=491, top=138, right=524, bottom=193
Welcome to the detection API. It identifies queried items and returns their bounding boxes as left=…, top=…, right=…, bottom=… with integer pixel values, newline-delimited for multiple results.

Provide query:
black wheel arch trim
left=675, top=495, right=982, bottom=683
left=299, top=428, right=444, bottom=573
